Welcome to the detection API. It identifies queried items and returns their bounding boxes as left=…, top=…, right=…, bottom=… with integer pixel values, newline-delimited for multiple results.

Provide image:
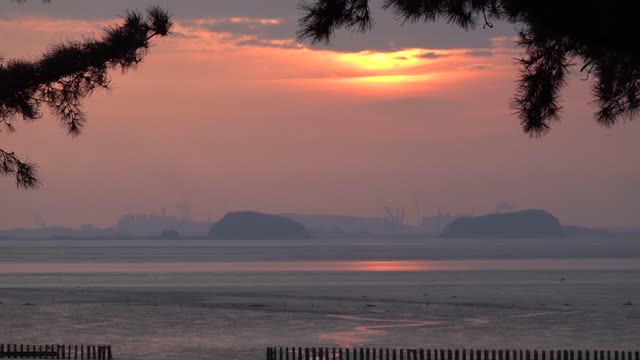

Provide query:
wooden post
left=367, top=348, right=371, bottom=360
left=393, top=349, right=397, bottom=360
left=340, top=348, right=344, bottom=360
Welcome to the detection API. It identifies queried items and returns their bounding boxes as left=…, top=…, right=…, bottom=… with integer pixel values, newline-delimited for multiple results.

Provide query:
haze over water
left=1, top=238, right=639, bottom=360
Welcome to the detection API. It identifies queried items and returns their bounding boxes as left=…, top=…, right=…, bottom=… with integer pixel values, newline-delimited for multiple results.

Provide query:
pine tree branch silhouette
left=297, top=0, right=640, bottom=137
left=0, top=5, right=172, bottom=189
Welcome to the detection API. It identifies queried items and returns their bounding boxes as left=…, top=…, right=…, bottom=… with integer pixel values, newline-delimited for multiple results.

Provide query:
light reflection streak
left=0, top=258, right=638, bottom=274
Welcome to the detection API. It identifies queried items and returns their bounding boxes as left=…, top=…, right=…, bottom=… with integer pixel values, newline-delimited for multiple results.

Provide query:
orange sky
left=2, top=8, right=640, bottom=229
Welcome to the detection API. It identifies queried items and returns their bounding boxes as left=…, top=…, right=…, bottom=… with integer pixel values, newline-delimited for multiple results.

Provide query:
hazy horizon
left=2, top=0, right=640, bottom=229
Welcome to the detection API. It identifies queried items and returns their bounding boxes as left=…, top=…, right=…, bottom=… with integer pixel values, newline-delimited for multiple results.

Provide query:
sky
left=1, top=0, right=640, bottom=229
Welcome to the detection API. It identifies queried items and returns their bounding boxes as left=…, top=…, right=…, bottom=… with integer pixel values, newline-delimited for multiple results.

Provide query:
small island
left=441, top=209, right=565, bottom=238
left=208, top=211, right=312, bottom=240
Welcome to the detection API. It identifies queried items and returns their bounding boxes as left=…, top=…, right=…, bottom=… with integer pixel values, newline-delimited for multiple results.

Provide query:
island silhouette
left=441, top=209, right=565, bottom=238
left=208, top=211, right=312, bottom=240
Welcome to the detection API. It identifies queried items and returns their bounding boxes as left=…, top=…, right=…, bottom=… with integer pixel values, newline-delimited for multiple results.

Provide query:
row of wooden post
left=0, top=344, right=111, bottom=359
left=266, top=348, right=640, bottom=360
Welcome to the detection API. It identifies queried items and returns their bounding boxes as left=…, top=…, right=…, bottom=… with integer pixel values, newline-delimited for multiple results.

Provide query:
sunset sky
left=2, top=0, right=640, bottom=229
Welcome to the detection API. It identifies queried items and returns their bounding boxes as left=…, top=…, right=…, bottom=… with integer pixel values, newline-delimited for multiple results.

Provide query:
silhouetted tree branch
left=1, top=5, right=172, bottom=189
left=297, top=0, right=640, bottom=136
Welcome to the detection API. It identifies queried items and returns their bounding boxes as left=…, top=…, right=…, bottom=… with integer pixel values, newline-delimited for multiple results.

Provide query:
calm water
left=0, top=238, right=639, bottom=360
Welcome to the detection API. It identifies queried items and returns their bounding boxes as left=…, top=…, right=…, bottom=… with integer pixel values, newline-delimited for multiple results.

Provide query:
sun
left=337, top=49, right=446, bottom=70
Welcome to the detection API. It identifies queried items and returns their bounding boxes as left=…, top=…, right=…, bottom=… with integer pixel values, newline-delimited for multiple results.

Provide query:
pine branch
left=297, top=0, right=640, bottom=136
left=0, top=148, right=40, bottom=189
left=0, top=6, right=172, bottom=189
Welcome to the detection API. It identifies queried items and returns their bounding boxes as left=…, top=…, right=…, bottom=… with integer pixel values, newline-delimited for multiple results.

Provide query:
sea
left=0, top=237, right=639, bottom=360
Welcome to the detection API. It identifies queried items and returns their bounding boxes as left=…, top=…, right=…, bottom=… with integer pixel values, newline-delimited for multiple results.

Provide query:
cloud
left=415, top=51, right=451, bottom=59
left=393, top=56, right=408, bottom=60
left=177, top=16, right=296, bottom=49
left=0, top=0, right=519, bottom=53
left=469, top=64, right=492, bottom=71
left=465, top=50, right=494, bottom=57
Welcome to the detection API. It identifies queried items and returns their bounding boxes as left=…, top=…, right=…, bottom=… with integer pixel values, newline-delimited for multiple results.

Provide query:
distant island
left=441, top=209, right=566, bottom=238
left=208, top=211, right=312, bottom=240
left=0, top=208, right=636, bottom=240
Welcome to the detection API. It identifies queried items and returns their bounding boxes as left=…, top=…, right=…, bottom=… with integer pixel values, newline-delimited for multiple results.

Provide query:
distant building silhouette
left=116, top=213, right=210, bottom=237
